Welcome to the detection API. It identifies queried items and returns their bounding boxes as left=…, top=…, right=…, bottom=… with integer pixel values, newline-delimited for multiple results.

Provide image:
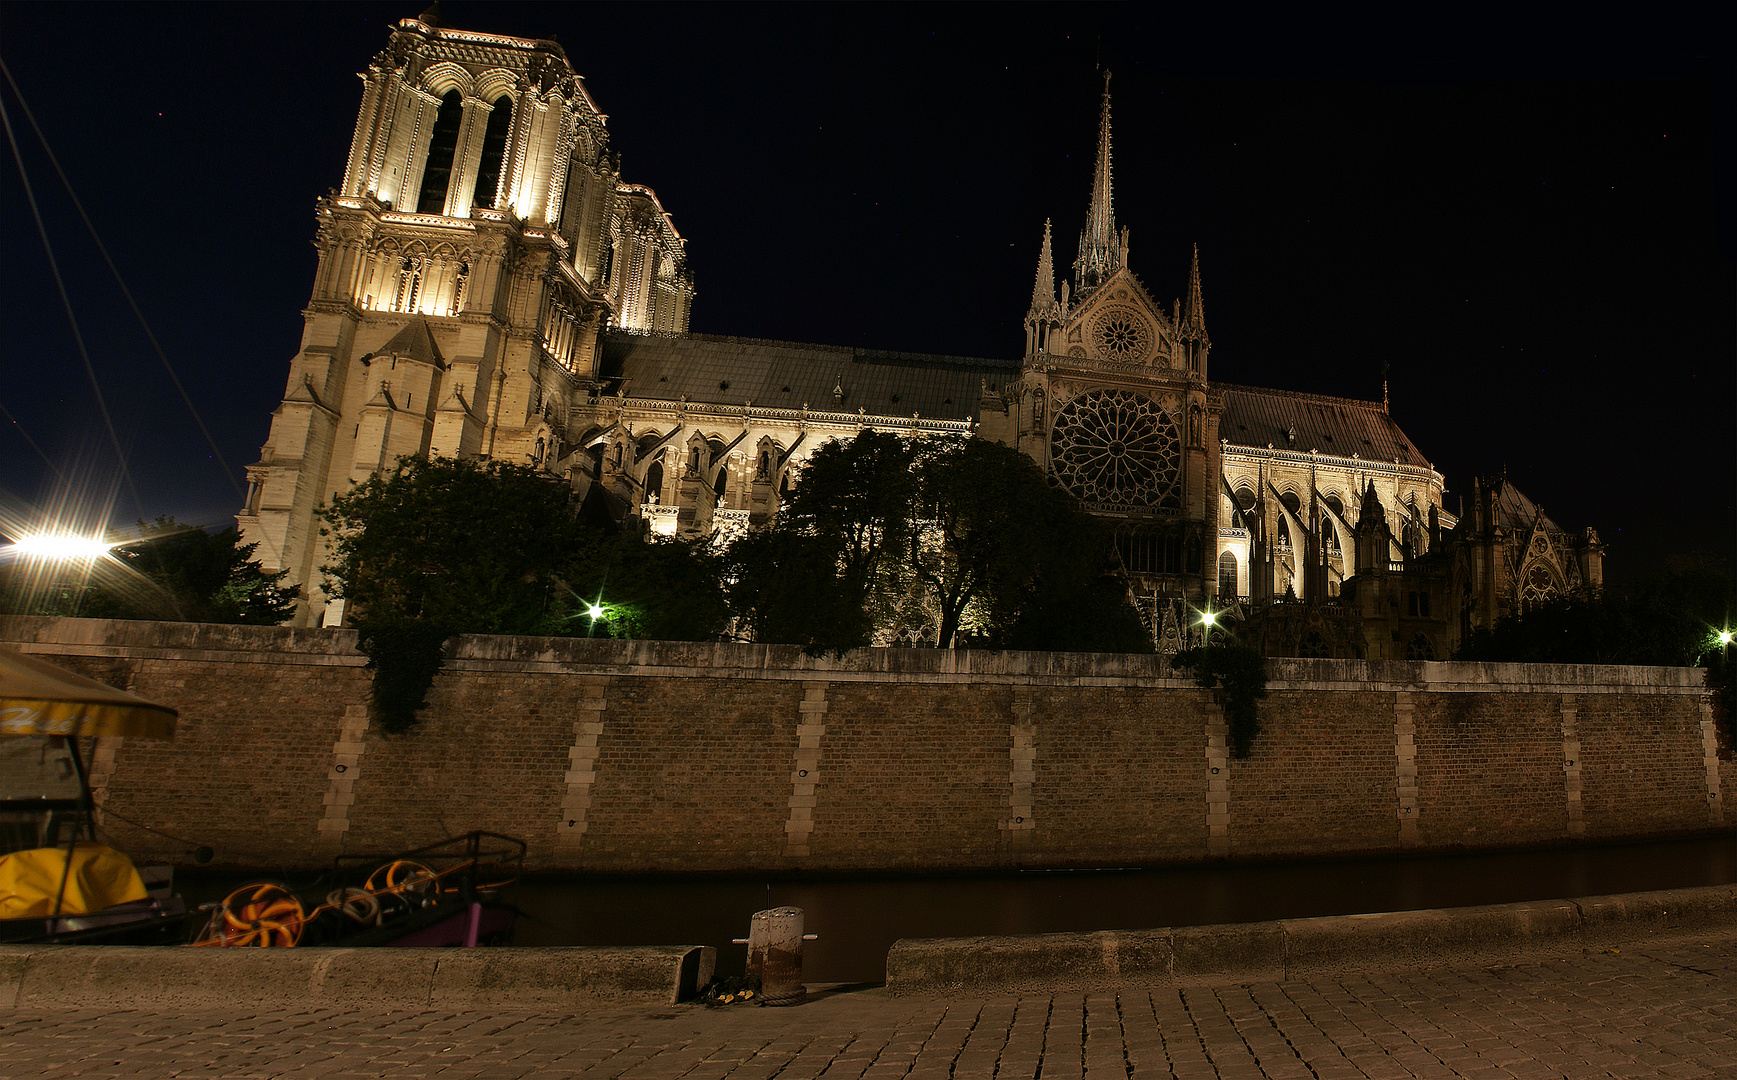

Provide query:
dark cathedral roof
left=599, top=332, right=1016, bottom=422
left=1490, top=479, right=1565, bottom=533
left=1217, top=384, right=1431, bottom=470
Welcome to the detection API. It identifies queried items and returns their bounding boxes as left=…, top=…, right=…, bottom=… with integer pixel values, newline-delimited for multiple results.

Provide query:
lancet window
left=471, top=95, right=514, bottom=210
left=416, top=90, right=465, bottom=215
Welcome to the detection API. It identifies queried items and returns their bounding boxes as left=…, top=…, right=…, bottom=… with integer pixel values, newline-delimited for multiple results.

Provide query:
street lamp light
left=6, top=532, right=114, bottom=562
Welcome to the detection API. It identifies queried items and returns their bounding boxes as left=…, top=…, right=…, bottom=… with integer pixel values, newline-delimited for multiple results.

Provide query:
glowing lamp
left=587, top=603, right=606, bottom=620
left=1201, top=611, right=1217, bottom=628
left=1720, top=630, right=1734, bottom=646
left=9, top=532, right=112, bottom=561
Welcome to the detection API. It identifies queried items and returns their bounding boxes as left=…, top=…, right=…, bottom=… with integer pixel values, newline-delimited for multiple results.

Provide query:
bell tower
left=239, top=13, right=694, bottom=625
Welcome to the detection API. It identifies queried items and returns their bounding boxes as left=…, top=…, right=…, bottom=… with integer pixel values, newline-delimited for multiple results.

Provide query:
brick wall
left=1, top=617, right=1724, bottom=873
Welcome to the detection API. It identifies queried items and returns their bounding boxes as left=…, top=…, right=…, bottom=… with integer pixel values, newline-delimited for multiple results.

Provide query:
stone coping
left=0, top=616, right=1708, bottom=694
left=884, top=884, right=1737, bottom=995
left=0, top=944, right=715, bottom=1012
left=4, top=887, right=1732, bottom=1011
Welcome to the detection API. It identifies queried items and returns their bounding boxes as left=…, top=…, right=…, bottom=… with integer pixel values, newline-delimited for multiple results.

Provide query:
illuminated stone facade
left=241, top=14, right=691, bottom=619
left=246, top=19, right=1599, bottom=657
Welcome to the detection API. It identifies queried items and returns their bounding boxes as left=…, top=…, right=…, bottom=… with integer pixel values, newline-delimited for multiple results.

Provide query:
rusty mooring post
left=740, top=906, right=815, bottom=1006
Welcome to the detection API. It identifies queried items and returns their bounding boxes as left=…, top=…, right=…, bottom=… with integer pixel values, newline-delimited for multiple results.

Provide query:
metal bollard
left=732, top=906, right=817, bottom=1006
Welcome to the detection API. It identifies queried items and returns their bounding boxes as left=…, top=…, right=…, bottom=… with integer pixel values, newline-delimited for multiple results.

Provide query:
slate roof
left=1218, top=384, right=1430, bottom=469
left=372, top=319, right=446, bottom=368
left=1491, top=479, right=1564, bottom=533
left=599, top=332, right=1017, bottom=422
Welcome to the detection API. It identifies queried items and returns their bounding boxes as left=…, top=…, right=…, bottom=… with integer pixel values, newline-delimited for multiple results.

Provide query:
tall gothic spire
left=1030, top=219, right=1057, bottom=312
left=1183, top=243, right=1205, bottom=330
left=1074, top=71, right=1120, bottom=292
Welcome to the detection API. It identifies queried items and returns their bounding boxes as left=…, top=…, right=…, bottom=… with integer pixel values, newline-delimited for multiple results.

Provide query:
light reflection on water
left=507, top=834, right=1736, bottom=983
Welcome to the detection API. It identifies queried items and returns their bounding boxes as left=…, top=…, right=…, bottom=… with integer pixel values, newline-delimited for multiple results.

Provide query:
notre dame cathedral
left=241, top=12, right=1603, bottom=659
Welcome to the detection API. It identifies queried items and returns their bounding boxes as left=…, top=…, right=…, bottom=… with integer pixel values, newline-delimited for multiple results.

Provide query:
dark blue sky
left=0, top=3, right=1730, bottom=586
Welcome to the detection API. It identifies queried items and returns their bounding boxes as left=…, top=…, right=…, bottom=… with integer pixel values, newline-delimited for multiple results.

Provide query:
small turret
left=1183, top=244, right=1206, bottom=331
left=1024, top=220, right=1063, bottom=357
left=1179, top=244, right=1210, bottom=377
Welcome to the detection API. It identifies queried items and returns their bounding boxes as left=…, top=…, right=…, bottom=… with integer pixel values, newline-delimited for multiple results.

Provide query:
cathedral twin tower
left=244, top=13, right=1597, bottom=659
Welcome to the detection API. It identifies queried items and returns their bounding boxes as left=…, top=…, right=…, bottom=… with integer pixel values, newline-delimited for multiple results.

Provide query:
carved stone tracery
left=1049, top=388, right=1182, bottom=508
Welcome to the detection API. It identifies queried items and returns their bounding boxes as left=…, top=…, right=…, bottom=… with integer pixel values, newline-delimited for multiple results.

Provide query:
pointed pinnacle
left=1031, top=219, right=1056, bottom=312
left=1184, top=243, right=1205, bottom=329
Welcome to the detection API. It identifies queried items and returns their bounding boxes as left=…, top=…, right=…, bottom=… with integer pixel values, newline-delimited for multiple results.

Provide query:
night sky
left=0, top=3, right=1730, bottom=588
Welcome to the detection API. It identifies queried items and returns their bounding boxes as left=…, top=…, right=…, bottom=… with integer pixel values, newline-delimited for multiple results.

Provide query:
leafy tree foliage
left=321, top=456, right=729, bottom=731
left=1455, top=560, right=1736, bottom=739
left=1455, top=562, right=1734, bottom=668
left=321, top=456, right=583, bottom=731
left=1170, top=645, right=1269, bottom=758
left=725, top=431, right=918, bottom=654
left=1, top=518, right=296, bottom=625
left=723, top=432, right=1148, bottom=654
left=913, top=438, right=1149, bottom=652
left=567, top=531, right=730, bottom=643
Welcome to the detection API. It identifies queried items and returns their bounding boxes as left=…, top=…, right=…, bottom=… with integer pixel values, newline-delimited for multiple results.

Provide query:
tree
left=321, top=456, right=583, bottom=731
left=565, top=531, right=730, bottom=642
left=1455, top=560, right=1736, bottom=740
left=723, top=432, right=1149, bottom=654
left=912, top=438, right=1149, bottom=651
left=724, top=431, right=918, bottom=654
left=1, top=518, right=296, bottom=625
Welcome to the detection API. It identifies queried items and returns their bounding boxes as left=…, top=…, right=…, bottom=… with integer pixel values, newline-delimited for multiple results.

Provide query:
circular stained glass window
left=1093, top=309, right=1153, bottom=362
left=1050, top=388, right=1182, bottom=507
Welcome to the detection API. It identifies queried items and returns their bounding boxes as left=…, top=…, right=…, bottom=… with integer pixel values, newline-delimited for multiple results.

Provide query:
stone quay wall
left=1, top=616, right=1726, bottom=873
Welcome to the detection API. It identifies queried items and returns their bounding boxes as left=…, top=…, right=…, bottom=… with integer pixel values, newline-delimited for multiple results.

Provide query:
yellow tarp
left=0, top=842, right=148, bottom=918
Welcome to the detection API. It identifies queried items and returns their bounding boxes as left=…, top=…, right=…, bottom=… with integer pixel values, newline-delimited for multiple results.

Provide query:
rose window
left=1093, top=309, right=1152, bottom=362
left=1049, top=389, right=1182, bottom=507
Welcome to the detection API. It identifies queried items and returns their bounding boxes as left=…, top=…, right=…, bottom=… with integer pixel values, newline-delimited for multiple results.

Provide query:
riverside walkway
left=2, top=930, right=1732, bottom=1079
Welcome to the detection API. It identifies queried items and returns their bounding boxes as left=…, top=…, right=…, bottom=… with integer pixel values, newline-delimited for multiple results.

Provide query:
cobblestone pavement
left=2, top=933, right=1732, bottom=1079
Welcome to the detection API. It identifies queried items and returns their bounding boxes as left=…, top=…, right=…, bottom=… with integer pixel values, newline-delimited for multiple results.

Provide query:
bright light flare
left=1200, top=610, right=1217, bottom=628
left=587, top=603, right=606, bottom=620
left=7, top=532, right=114, bottom=562
left=1719, top=630, right=1734, bottom=647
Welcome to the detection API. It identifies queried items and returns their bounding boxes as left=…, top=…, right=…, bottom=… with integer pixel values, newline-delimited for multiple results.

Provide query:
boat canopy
left=0, top=648, right=176, bottom=739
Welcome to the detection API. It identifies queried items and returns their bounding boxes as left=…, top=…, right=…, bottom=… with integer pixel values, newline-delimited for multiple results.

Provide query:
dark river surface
left=185, top=834, right=1736, bottom=983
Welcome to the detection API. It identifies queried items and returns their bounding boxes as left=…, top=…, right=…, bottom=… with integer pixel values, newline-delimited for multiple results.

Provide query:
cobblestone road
left=2, top=933, right=1732, bottom=1079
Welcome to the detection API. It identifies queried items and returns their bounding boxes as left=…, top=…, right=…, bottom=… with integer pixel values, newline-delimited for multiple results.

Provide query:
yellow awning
left=0, top=648, right=176, bottom=739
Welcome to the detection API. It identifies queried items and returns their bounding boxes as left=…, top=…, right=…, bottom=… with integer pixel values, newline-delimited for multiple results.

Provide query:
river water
left=181, top=834, right=1735, bottom=983
left=506, top=834, right=1737, bottom=983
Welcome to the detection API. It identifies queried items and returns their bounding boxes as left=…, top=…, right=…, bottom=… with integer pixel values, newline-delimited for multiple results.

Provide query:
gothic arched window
left=416, top=90, right=465, bottom=214
left=644, top=461, right=664, bottom=505
left=471, top=95, right=514, bottom=209
left=1218, top=551, right=1238, bottom=599
left=713, top=469, right=728, bottom=503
